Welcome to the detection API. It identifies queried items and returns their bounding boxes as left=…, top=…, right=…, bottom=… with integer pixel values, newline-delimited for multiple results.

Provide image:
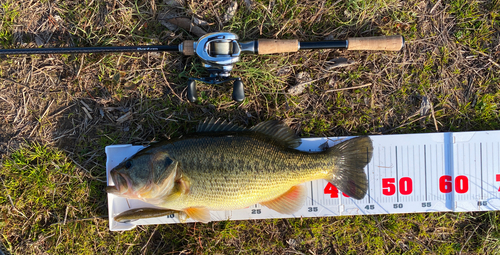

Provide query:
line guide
left=106, top=131, right=500, bottom=231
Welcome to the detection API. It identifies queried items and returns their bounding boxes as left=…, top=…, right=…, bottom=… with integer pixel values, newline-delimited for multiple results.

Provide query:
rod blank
left=0, top=45, right=179, bottom=55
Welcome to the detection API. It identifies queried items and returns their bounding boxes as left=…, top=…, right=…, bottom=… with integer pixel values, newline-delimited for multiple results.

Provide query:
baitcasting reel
left=179, top=32, right=248, bottom=102
left=0, top=32, right=404, bottom=102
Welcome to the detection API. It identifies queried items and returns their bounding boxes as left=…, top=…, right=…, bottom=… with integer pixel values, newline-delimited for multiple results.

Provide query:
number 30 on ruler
left=324, top=174, right=500, bottom=197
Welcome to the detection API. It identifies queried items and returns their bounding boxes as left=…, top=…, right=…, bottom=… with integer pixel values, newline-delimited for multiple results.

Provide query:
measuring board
left=106, top=131, right=500, bottom=231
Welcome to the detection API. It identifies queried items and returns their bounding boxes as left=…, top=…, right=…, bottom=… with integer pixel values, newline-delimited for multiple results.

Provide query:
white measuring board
left=106, top=131, right=500, bottom=231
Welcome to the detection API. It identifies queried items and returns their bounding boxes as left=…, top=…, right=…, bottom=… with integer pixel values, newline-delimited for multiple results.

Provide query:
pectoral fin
left=114, top=208, right=177, bottom=223
left=184, top=207, right=211, bottom=223
left=260, top=184, right=307, bottom=214
left=162, top=176, right=190, bottom=203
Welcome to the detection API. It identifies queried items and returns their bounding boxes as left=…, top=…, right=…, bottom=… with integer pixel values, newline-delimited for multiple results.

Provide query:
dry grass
left=1, top=0, right=500, bottom=254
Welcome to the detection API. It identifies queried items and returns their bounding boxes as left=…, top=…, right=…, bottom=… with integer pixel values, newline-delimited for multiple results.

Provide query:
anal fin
left=260, top=184, right=306, bottom=214
left=184, top=207, right=211, bottom=223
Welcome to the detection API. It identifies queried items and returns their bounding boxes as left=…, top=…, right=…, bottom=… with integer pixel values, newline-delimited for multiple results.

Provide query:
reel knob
left=232, top=79, right=245, bottom=102
left=187, top=79, right=197, bottom=102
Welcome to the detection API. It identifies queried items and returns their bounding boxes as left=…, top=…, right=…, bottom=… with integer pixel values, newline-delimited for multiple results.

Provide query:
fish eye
left=125, top=160, right=132, bottom=169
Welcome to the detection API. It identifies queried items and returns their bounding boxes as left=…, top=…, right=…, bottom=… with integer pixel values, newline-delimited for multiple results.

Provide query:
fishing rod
left=0, top=32, right=404, bottom=102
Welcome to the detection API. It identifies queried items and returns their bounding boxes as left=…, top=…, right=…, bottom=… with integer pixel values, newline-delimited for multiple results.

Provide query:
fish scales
left=162, top=135, right=331, bottom=211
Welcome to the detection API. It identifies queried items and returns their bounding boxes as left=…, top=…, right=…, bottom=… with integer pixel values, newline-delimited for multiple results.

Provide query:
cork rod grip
left=181, top=40, right=195, bottom=55
left=347, top=35, right=404, bottom=51
left=257, top=39, right=299, bottom=54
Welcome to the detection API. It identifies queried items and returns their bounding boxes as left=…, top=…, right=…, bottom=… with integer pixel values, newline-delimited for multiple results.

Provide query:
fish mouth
left=107, top=170, right=129, bottom=195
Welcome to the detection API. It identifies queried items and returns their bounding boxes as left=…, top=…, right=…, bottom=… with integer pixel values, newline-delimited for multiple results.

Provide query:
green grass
left=449, top=0, right=494, bottom=52
left=0, top=1, right=19, bottom=47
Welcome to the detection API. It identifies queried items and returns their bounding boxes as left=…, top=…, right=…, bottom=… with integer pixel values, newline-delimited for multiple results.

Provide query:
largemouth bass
left=107, top=119, right=373, bottom=223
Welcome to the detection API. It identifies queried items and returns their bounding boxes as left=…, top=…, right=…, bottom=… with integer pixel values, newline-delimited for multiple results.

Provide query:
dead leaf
left=222, top=1, right=238, bottom=23
left=288, top=72, right=312, bottom=96
left=276, top=66, right=292, bottom=76
left=116, top=111, right=132, bottom=123
left=420, top=96, right=431, bottom=116
left=244, top=0, right=254, bottom=10
left=167, top=17, right=206, bottom=37
left=296, top=72, right=312, bottom=84
left=158, top=12, right=182, bottom=31
left=163, top=0, right=185, bottom=7
left=324, top=34, right=335, bottom=41
left=325, top=58, right=357, bottom=70
left=35, top=36, right=44, bottom=46
left=193, top=17, right=212, bottom=26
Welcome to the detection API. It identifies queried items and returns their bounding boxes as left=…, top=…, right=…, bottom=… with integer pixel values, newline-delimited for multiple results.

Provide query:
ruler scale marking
left=396, top=146, right=399, bottom=203
left=367, top=147, right=371, bottom=204
left=424, top=145, right=428, bottom=202
left=416, top=145, right=419, bottom=202
left=409, top=146, right=412, bottom=203
left=413, top=145, right=416, bottom=202
left=310, top=181, right=314, bottom=206
left=481, top=143, right=483, bottom=200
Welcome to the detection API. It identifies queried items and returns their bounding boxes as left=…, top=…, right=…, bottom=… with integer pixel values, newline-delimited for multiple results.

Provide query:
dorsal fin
left=197, top=118, right=301, bottom=149
left=197, top=118, right=247, bottom=133
left=249, top=120, right=301, bottom=149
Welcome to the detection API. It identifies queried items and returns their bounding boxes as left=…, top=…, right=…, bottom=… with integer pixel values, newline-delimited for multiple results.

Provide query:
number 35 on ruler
left=324, top=174, right=500, bottom=197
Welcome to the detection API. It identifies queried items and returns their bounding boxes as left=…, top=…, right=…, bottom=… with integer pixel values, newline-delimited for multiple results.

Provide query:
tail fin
left=327, top=137, right=373, bottom=200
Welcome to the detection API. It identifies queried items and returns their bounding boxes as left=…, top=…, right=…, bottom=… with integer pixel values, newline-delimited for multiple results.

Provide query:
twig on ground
left=429, top=99, right=439, bottom=131
left=383, top=115, right=427, bottom=134
left=459, top=224, right=481, bottom=254
left=141, top=225, right=159, bottom=253
left=68, top=157, right=106, bottom=183
left=326, top=83, right=372, bottom=93
left=465, top=45, right=500, bottom=69
left=0, top=176, right=27, bottom=219
left=29, top=99, right=55, bottom=137
left=161, top=55, right=184, bottom=102
left=0, top=77, right=47, bottom=93
left=48, top=104, right=76, bottom=120
left=430, top=0, right=442, bottom=13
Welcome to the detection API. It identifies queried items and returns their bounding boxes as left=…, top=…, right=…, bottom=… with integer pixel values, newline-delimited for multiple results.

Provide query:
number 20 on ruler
left=324, top=174, right=500, bottom=197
